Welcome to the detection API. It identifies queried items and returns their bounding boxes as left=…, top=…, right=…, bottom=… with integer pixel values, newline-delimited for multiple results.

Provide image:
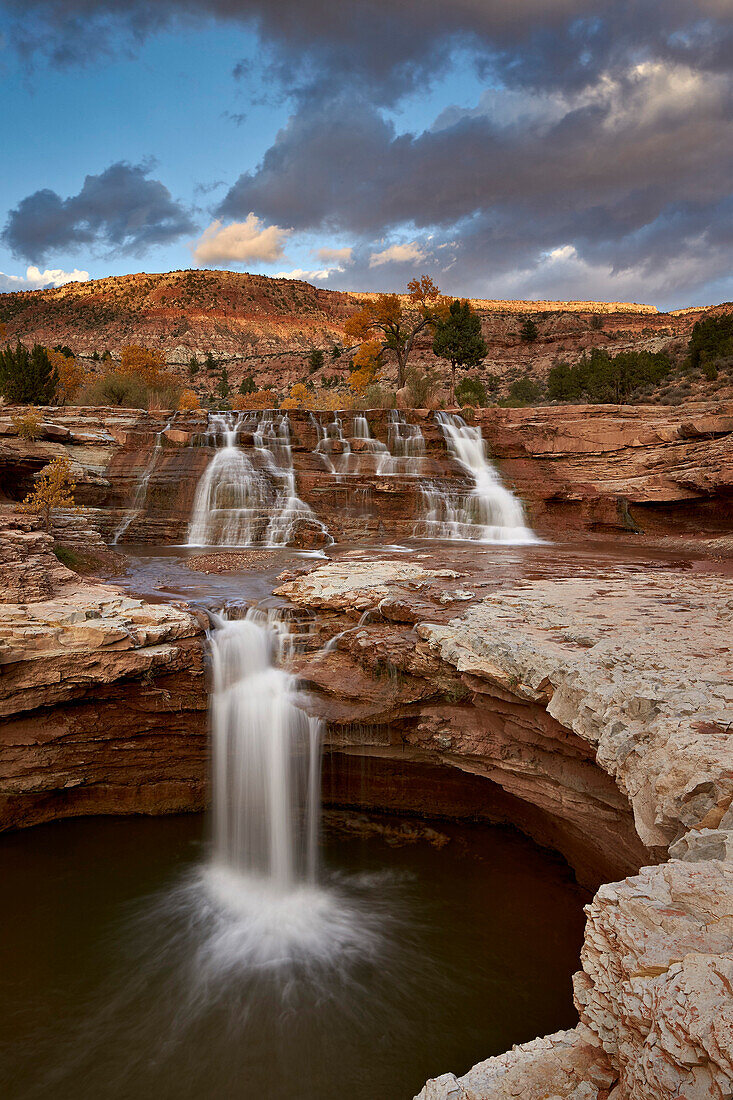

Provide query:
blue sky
left=1, top=1, right=732, bottom=309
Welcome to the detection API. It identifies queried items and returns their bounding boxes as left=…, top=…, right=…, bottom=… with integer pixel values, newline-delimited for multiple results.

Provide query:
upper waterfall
left=417, top=412, right=537, bottom=543
left=187, top=411, right=329, bottom=548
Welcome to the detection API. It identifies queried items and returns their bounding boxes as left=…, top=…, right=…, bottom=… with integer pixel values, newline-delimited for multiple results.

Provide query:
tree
left=520, top=318, right=539, bottom=343
left=432, top=299, right=487, bottom=404
left=48, top=349, right=85, bottom=404
left=0, top=342, right=58, bottom=404
left=217, top=364, right=230, bottom=399
left=281, top=382, right=310, bottom=410
left=178, top=389, right=201, bottom=411
left=120, top=345, right=167, bottom=386
left=19, top=455, right=78, bottom=532
left=188, top=355, right=200, bottom=380
left=204, top=351, right=217, bottom=374
left=686, top=314, right=733, bottom=373
left=344, top=275, right=448, bottom=389
left=330, top=344, right=342, bottom=360
left=239, top=375, right=256, bottom=395
left=308, top=348, right=325, bottom=373
left=348, top=339, right=382, bottom=395
left=232, top=389, right=278, bottom=410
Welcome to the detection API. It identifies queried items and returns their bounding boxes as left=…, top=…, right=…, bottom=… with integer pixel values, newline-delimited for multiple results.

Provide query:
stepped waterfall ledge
left=418, top=413, right=537, bottom=543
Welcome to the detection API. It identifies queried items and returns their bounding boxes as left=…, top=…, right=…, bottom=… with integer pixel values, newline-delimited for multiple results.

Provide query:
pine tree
left=217, top=364, right=230, bottom=399
left=432, top=300, right=487, bottom=404
left=0, top=342, right=58, bottom=404
left=520, top=318, right=539, bottom=343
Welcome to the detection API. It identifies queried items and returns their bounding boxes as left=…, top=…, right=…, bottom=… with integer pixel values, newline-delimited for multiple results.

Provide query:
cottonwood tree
left=19, top=455, right=78, bottom=532
left=432, top=299, right=487, bottom=404
left=348, top=340, right=382, bottom=395
left=344, top=276, right=448, bottom=389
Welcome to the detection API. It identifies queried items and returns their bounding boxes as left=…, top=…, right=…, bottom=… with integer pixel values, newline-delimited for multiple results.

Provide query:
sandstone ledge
left=276, top=559, right=733, bottom=1099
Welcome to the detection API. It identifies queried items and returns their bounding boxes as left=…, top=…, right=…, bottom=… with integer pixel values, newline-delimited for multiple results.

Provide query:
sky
left=1, top=0, right=732, bottom=310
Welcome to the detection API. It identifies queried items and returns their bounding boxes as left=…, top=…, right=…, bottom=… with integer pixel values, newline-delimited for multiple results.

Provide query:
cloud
left=2, top=161, right=195, bottom=263
left=272, top=267, right=333, bottom=281
left=0, top=265, right=90, bottom=292
left=369, top=241, right=427, bottom=268
left=315, top=245, right=352, bottom=265
left=191, top=214, right=291, bottom=265
left=6, top=2, right=733, bottom=107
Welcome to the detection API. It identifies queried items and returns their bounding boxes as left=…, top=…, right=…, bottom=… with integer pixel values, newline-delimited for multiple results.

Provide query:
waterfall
left=112, top=414, right=175, bottom=544
left=187, top=411, right=329, bottom=547
left=376, top=411, right=426, bottom=476
left=416, top=413, right=537, bottom=543
left=209, top=607, right=322, bottom=888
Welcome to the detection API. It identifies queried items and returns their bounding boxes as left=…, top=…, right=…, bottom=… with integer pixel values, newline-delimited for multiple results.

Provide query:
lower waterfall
left=209, top=608, right=321, bottom=887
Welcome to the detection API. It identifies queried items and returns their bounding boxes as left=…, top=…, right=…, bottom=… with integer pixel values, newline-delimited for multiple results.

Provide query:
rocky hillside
left=1, top=269, right=729, bottom=401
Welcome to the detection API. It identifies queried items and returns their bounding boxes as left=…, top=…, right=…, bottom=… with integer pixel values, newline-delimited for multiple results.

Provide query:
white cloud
left=191, top=214, right=291, bottom=265
left=315, top=245, right=353, bottom=265
left=272, top=267, right=335, bottom=282
left=0, top=265, right=90, bottom=292
left=368, top=241, right=428, bottom=268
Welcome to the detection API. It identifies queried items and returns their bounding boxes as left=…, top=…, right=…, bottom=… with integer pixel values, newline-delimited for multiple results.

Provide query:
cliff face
left=273, top=558, right=733, bottom=1100
left=0, top=269, right=722, bottom=395
left=0, top=515, right=208, bottom=830
left=1, top=402, right=731, bottom=545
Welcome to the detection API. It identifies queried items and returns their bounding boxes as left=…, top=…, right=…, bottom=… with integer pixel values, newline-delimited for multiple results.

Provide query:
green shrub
left=78, top=371, right=182, bottom=409
left=456, top=376, right=488, bottom=407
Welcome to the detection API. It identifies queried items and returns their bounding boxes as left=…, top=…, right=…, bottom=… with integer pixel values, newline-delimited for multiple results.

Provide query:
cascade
left=376, top=411, right=426, bottom=476
left=112, top=414, right=175, bottom=543
left=187, top=411, right=329, bottom=548
left=416, top=412, right=537, bottom=543
left=209, top=607, right=322, bottom=888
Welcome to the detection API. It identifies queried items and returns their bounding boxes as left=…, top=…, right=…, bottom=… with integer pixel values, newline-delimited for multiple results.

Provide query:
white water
left=378, top=410, right=426, bottom=476
left=187, top=412, right=329, bottom=547
left=112, top=414, right=175, bottom=544
left=416, top=412, right=537, bottom=543
left=209, top=608, right=322, bottom=888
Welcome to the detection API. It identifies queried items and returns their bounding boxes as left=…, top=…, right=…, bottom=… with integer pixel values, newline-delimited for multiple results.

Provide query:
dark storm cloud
left=217, top=73, right=733, bottom=238
left=2, top=162, right=196, bottom=263
left=4, top=1, right=733, bottom=101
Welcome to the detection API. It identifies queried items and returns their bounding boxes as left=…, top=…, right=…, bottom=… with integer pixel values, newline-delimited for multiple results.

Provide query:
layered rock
left=0, top=517, right=207, bottom=829
left=1, top=402, right=731, bottom=544
left=275, top=558, right=733, bottom=1100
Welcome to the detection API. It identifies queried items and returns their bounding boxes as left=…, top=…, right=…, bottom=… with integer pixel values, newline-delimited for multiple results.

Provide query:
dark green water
left=0, top=813, right=586, bottom=1100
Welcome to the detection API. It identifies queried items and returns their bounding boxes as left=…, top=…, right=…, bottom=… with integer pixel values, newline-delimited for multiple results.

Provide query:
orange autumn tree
left=120, top=345, right=168, bottom=386
left=348, top=339, right=382, bottom=395
left=178, top=389, right=201, bottom=411
left=19, top=455, right=79, bottom=532
left=232, top=389, right=279, bottom=411
left=344, top=276, right=449, bottom=390
left=47, top=349, right=86, bottom=404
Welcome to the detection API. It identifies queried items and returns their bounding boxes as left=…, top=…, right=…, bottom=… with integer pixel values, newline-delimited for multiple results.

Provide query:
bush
left=11, top=409, right=44, bottom=439
left=0, top=342, right=58, bottom=404
left=455, top=376, right=488, bottom=407
left=403, top=364, right=441, bottom=407
left=232, top=389, right=278, bottom=410
left=506, top=375, right=543, bottom=405
left=78, top=370, right=182, bottom=410
left=178, top=389, right=201, bottom=411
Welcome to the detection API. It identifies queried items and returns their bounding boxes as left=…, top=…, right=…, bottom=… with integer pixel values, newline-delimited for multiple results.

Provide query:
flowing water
left=209, top=608, right=321, bottom=886
left=417, top=413, right=537, bottom=543
left=187, top=412, right=328, bottom=547
left=112, top=414, right=176, bottom=544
